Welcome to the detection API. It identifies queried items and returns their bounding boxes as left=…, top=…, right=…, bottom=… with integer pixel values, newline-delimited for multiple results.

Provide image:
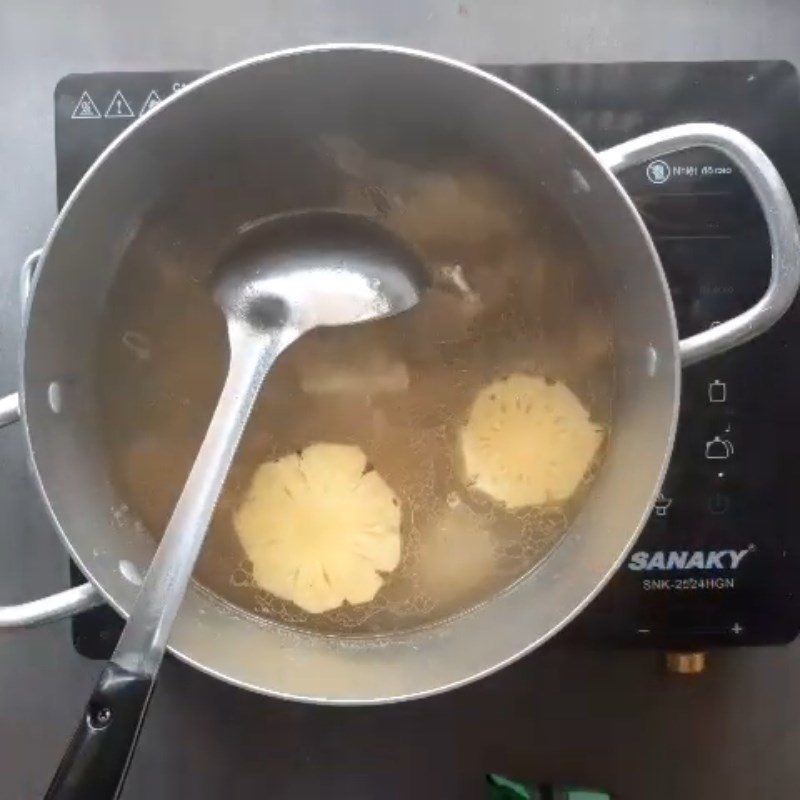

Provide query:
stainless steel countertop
left=2, top=1, right=800, bottom=797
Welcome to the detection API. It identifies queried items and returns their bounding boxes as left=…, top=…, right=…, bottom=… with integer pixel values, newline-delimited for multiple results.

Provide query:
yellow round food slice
left=459, top=374, right=603, bottom=509
left=233, top=442, right=401, bottom=614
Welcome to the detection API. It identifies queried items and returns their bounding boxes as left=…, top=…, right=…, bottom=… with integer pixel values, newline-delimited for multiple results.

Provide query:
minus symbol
left=637, top=628, right=651, bottom=634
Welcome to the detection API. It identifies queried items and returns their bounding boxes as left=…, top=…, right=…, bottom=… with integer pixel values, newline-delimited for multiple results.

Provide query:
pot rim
left=21, top=43, right=680, bottom=703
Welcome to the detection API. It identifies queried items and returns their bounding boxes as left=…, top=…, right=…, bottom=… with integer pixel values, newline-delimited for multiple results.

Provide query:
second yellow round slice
left=459, top=373, right=603, bottom=509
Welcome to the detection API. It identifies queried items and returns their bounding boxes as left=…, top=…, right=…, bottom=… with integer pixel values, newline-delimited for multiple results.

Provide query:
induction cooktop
left=55, top=60, right=800, bottom=658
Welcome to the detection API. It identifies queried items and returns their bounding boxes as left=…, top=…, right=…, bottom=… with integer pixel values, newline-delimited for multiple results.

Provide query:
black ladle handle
left=44, top=663, right=155, bottom=800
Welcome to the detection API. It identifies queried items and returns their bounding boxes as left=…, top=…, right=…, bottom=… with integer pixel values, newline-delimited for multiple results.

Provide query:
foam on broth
left=95, top=154, right=614, bottom=636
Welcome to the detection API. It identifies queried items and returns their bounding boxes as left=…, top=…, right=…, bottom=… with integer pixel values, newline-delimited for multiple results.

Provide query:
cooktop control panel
left=55, top=61, right=800, bottom=657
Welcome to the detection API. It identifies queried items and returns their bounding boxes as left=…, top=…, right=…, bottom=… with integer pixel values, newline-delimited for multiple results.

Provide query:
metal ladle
left=46, top=210, right=428, bottom=800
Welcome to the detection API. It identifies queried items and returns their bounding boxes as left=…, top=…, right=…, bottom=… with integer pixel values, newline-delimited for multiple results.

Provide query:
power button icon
left=647, top=160, right=671, bottom=184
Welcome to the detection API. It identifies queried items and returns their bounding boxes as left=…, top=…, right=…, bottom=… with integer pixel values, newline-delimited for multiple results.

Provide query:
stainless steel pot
left=1, top=45, right=798, bottom=704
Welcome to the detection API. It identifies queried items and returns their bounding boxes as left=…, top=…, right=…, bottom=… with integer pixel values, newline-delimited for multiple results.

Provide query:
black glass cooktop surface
left=55, top=60, right=800, bottom=658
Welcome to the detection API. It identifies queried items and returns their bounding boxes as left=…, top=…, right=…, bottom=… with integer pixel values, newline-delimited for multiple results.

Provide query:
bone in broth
left=96, top=152, right=614, bottom=636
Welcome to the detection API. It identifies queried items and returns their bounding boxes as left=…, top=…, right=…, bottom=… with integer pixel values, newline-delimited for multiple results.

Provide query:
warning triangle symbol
left=139, top=89, right=162, bottom=116
left=105, top=90, right=134, bottom=119
left=71, top=91, right=101, bottom=119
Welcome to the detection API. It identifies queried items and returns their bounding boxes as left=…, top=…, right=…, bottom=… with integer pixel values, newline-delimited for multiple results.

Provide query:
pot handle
left=0, top=249, right=41, bottom=429
left=0, top=583, right=103, bottom=628
left=599, top=123, right=800, bottom=366
left=0, top=248, right=104, bottom=628
left=0, top=392, right=20, bottom=428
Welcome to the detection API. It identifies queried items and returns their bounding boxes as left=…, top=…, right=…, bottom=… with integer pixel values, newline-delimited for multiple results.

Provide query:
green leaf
left=486, top=773, right=534, bottom=799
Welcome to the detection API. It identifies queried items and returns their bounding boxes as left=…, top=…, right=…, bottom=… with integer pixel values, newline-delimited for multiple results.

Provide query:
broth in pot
left=96, top=146, right=614, bottom=636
